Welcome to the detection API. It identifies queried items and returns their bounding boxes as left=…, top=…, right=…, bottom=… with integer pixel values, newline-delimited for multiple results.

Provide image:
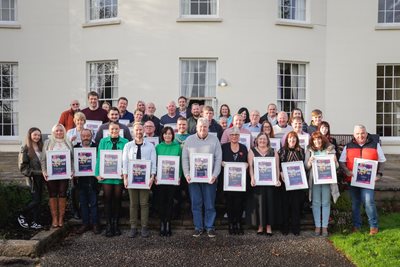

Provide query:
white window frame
left=87, top=60, right=119, bottom=107
left=276, top=0, right=312, bottom=28
left=180, top=58, right=218, bottom=114
left=376, top=64, right=400, bottom=137
left=378, top=0, right=400, bottom=24
left=0, top=62, right=18, bottom=140
left=0, top=0, right=20, bottom=28
left=277, top=61, right=307, bottom=115
left=84, top=0, right=120, bottom=26
left=179, top=0, right=220, bottom=20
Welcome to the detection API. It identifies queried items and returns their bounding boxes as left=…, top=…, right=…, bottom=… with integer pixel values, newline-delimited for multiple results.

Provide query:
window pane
left=385, top=77, right=393, bottom=88
left=377, top=114, right=383, bottom=124
left=385, top=65, right=393, bottom=76
left=384, top=102, right=392, bottom=112
left=395, top=90, right=400, bottom=100
left=384, top=126, right=392, bottom=136
left=384, top=114, right=392, bottom=124
left=378, top=0, right=385, bottom=11
left=386, top=11, right=394, bottom=23
left=394, top=65, right=400, bottom=76
left=385, top=90, right=393, bottom=100
left=377, top=102, right=384, bottom=112
left=377, top=65, right=385, bottom=76
left=377, top=126, right=383, bottom=136
left=377, top=78, right=384, bottom=88
left=377, top=89, right=384, bottom=100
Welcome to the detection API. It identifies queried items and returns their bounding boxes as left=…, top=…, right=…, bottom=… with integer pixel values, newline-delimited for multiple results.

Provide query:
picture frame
left=118, top=119, right=130, bottom=126
left=164, top=123, right=178, bottom=133
left=84, top=120, right=102, bottom=137
left=190, top=153, right=213, bottom=183
left=223, top=162, right=246, bottom=192
left=99, top=150, right=122, bottom=179
left=351, top=158, right=378, bottom=189
left=312, top=154, right=337, bottom=185
left=298, top=134, right=309, bottom=149
left=270, top=138, right=281, bottom=152
left=157, top=156, right=180, bottom=185
left=239, top=133, right=251, bottom=150
left=281, top=161, right=308, bottom=191
left=209, top=132, right=218, bottom=137
left=145, top=137, right=159, bottom=147
left=254, top=157, right=277, bottom=186
left=73, top=147, right=97, bottom=176
left=46, top=150, right=72, bottom=180
left=102, top=129, right=124, bottom=138
left=127, top=160, right=151, bottom=189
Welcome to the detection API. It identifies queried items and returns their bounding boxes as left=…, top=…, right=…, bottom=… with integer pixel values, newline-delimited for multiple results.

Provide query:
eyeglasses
left=72, top=103, right=79, bottom=106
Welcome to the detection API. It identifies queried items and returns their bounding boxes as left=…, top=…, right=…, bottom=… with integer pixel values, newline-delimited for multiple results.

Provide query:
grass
left=330, top=213, right=400, bottom=267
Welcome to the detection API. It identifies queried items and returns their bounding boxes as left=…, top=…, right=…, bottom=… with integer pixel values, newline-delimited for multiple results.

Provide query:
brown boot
left=49, top=198, right=58, bottom=228
left=58, top=198, right=67, bottom=227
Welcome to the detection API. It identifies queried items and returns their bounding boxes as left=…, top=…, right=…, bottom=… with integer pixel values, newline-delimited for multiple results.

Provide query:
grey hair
left=354, top=124, right=366, bottom=132
left=197, top=117, right=209, bottom=127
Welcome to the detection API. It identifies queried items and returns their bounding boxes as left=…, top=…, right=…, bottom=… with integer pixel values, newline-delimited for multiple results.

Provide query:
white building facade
left=0, top=0, right=400, bottom=153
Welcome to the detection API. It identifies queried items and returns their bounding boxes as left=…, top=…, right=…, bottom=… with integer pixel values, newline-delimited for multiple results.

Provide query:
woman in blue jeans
left=305, top=131, right=340, bottom=237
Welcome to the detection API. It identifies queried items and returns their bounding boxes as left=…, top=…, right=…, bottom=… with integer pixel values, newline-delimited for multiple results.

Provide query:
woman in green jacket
left=96, top=122, right=128, bottom=237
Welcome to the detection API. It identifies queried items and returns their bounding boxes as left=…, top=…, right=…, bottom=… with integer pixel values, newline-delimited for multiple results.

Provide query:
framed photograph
left=84, top=120, right=102, bottom=137
left=102, top=129, right=124, bottom=138
left=190, top=153, right=213, bottom=183
left=298, top=134, right=309, bottom=149
left=254, top=157, right=277, bottom=186
left=127, top=160, right=151, bottom=189
left=239, top=133, right=251, bottom=150
left=46, top=150, right=72, bottom=180
left=118, top=119, right=130, bottom=126
left=145, top=137, right=159, bottom=147
left=351, top=158, right=378, bottom=189
left=157, top=156, right=180, bottom=185
left=270, top=138, right=281, bottom=152
left=312, top=154, right=337, bottom=185
left=223, top=162, right=246, bottom=192
left=281, top=161, right=308, bottom=191
left=209, top=132, right=218, bottom=137
left=74, top=147, right=97, bottom=176
left=99, top=150, right=122, bottom=179
left=164, top=123, right=178, bottom=133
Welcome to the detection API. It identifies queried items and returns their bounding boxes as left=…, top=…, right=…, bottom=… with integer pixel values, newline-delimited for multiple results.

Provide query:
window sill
left=275, top=20, right=313, bottom=29
left=82, top=18, right=121, bottom=28
left=0, top=23, right=21, bottom=29
left=176, top=17, right=223, bottom=22
left=0, top=139, right=21, bottom=145
left=375, top=24, right=400, bottom=30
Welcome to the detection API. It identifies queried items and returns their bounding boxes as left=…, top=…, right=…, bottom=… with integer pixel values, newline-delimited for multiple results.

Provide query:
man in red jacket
left=339, top=124, right=386, bottom=235
left=58, top=100, right=80, bottom=131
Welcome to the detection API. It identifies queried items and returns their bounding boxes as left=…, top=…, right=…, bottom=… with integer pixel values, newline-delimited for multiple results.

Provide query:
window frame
left=85, top=0, right=119, bottom=24
left=0, top=0, right=20, bottom=28
left=276, top=61, right=308, bottom=116
left=0, top=62, right=18, bottom=140
left=377, top=0, right=400, bottom=25
left=179, top=0, right=220, bottom=19
left=276, top=0, right=312, bottom=27
left=87, top=60, right=119, bottom=107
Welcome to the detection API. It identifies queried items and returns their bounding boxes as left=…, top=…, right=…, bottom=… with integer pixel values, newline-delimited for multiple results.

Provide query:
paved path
left=40, top=230, right=353, bottom=267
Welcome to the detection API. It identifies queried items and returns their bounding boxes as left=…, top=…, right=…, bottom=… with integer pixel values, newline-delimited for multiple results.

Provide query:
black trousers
left=158, top=185, right=176, bottom=222
left=281, top=187, right=305, bottom=233
left=22, top=175, right=44, bottom=222
left=225, top=191, right=246, bottom=224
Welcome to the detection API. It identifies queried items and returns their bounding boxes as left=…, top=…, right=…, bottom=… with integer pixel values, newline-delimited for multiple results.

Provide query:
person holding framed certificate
left=96, top=122, right=129, bottom=237
left=41, top=123, right=73, bottom=228
left=221, top=127, right=249, bottom=235
left=305, top=131, right=339, bottom=237
left=248, top=132, right=280, bottom=236
left=278, top=131, right=306, bottom=236
left=123, top=122, right=157, bottom=238
left=155, top=126, right=182, bottom=237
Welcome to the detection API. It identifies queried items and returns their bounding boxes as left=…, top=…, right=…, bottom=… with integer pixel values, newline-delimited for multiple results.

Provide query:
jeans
left=78, top=177, right=98, bottom=225
left=350, top=186, right=378, bottom=228
left=312, top=184, right=331, bottom=228
left=188, top=182, right=217, bottom=231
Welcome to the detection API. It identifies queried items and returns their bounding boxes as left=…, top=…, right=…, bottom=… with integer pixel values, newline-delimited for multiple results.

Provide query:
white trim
left=0, top=138, right=20, bottom=142
left=176, top=17, right=222, bottom=22
left=82, top=18, right=121, bottom=28
left=375, top=24, right=400, bottom=30
left=275, top=19, right=313, bottom=29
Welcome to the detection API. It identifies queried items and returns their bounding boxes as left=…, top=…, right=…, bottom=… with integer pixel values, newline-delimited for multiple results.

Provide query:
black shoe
left=76, top=225, right=89, bottom=234
left=192, top=229, right=203, bottom=238
left=236, top=223, right=244, bottom=235
left=266, top=232, right=273, bottom=237
left=207, top=229, right=216, bottom=238
left=165, top=221, right=172, bottom=237
left=73, top=211, right=81, bottom=220
left=17, top=215, right=29, bottom=229
left=112, top=219, right=121, bottom=236
left=93, top=224, right=101, bottom=235
left=228, top=223, right=235, bottom=235
left=128, top=228, right=138, bottom=238
left=160, top=221, right=166, bottom=236
left=105, top=221, right=114, bottom=237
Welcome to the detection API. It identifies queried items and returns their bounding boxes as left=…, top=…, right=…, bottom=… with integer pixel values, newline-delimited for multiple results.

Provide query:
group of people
left=17, top=91, right=386, bottom=239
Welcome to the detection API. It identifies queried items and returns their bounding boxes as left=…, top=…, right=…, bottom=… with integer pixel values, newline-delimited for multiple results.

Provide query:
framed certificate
left=223, top=162, right=246, bottom=192
left=119, top=119, right=130, bottom=126
left=270, top=138, right=281, bottom=151
left=46, top=150, right=72, bottom=180
left=190, top=153, right=213, bottom=183
left=254, top=157, right=277, bottom=186
left=312, top=154, right=337, bottom=185
left=127, top=160, right=151, bottom=189
left=84, top=120, right=102, bottom=136
left=74, top=147, right=97, bottom=176
left=209, top=132, right=218, bottom=137
left=102, top=129, right=124, bottom=138
left=99, top=150, right=122, bottom=179
left=351, top=158, right=378, bottom=189
left=157, top=156, right=180, bottom=186
left=145, top=137, right=159, bottom=147
left=298, top=134, right=309, bottom=149
left=282, top=161, right=308, bottom=191
left=239, top=133, right=251, bottom=150
left=164, top=123, right=178, bottom=133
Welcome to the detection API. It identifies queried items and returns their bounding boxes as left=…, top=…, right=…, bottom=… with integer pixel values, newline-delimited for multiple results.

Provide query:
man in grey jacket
left=182, top=118, right=222, bottom=238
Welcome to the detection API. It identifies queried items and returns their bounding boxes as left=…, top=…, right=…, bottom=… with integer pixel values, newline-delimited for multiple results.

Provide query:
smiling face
left=191, top=104, right=200, bottom=117
left=203, top=109, right=214, bottom=122
left=109, top=123, right=120, bottom=138
left=134, top=110, right=143, bottom=122
left=268, top=104, right=277, bottom=117
left=70, top=100, right=80, bottom=112
left=262, top=122, right=272, bottom=135
left=312, top=114, right=323, bottom=126
left=178, top=98, right=187, bottom=109
left=277, top=112, right=288, bottom=127
left=233, top=115, right=244, bottom=128
left=108, top=109, right=120, bottom=122
left=146, top=103, right=156, bottom=115
left=163, top=129, right=174, bottom=144
left=320, top=125, right=329, bottom=136
left=256, top=134, right=269, bottom=148
left=354, top=126, right=367, bottom=145
left=54, top=126, right=64, bottom=139
left=292, top=119, right=303, bottom=133
left=118, top=99, right=128, bottom=113
left=133, top=124, right=144, bottom=141
left=229, top=133, right=240, bottom=144
left=250, top=111, right=260, bottom=125
left=196, top=119, right=209, bottom=139
left=167, top=102, right=176, bottom=115
left=88, top=95, right=98, bottom=109
left=144, top=121, right=155, bottom=135
left=313, top=137, right=322, bottom=149
left=287, top=134, right=297, bottom=148
left=31, top=130, right=41, bottom=143
left=221, top=106, right=229, bottom=117
left=177, top=119, right=187, bottom=134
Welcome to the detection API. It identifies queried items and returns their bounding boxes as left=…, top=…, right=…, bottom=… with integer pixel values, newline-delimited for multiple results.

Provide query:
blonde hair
left=73, top=112, right=86, bottom=123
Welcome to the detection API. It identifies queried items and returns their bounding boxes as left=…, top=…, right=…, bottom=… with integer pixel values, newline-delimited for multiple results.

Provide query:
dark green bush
left=0, top=182, right=31, bottom=228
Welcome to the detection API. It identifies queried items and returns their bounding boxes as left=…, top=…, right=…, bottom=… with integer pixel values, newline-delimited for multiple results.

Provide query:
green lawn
left=330, top=213, right=400, bottom=267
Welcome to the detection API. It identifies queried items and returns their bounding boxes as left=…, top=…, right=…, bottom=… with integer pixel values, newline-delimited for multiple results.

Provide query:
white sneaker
left=30, top=222, right=43, bottom=230
left=17, top=215, right=29, bottom=229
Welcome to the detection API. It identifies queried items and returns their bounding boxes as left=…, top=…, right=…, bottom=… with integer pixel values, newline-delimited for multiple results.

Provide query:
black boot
left=165, top=221, right=171, bottom=237
left=228, top=223, right=235, bottom=235
left=236, top=222, right=244, bottom=235
left=160, top=221, right=166, bottom=236
left=113, top=218, right=121, bottom=236
left=105, top=219, right=114, bottom=237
